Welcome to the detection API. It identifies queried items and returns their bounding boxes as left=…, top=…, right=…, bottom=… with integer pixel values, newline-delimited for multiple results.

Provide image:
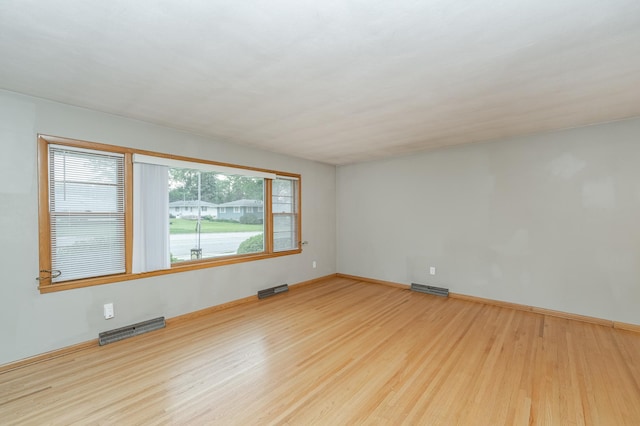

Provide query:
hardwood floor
left=2, top=277, right=640, bottom=425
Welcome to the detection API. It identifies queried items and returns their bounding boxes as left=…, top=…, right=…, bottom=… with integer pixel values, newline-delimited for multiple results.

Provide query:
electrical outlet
left=429, top=267, right=436, bottom=275
left=312, top=261, right=317, bottom=269
left=104, top=303, right=114, bottom=319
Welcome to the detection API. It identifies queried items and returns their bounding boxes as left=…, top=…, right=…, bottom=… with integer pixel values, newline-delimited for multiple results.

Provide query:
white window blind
left=272, top=177, right=299, bottom=252
left=49, top=145, right=125, bottom=282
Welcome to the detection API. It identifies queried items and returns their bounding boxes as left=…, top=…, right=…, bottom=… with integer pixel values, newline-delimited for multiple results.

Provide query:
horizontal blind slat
left=49, top=146, right=125, bottom=283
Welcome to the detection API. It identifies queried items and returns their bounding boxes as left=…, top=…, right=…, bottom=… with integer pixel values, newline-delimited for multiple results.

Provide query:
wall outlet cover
left=104, top=303, right=114, bottom=319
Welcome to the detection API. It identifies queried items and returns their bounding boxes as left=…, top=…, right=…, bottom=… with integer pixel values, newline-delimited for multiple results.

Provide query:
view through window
left=168, top=168, right=265, bottom=262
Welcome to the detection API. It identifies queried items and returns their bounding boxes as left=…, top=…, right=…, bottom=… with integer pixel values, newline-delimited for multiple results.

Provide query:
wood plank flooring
left=1, top=277, right=640, bottom=425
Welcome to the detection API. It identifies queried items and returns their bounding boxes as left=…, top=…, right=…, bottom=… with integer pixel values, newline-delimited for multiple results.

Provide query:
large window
left=37, top=135, right=301, bottom=293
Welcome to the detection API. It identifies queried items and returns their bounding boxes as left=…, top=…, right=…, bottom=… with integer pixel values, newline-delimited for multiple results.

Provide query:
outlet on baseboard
left=104, top=303, right=114, bottom=319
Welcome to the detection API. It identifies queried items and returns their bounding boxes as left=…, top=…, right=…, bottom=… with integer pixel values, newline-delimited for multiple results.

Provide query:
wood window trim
left=37, top=134, right=302, bottom=294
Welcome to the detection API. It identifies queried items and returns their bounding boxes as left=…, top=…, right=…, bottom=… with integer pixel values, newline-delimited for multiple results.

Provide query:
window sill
left=38, top=249, right=302, bottom=294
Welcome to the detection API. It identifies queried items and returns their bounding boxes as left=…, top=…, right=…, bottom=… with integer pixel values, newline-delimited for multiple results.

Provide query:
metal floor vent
left=258, top=284, right=289, bottom=299
left=411, top=283, right=449, bottom=297
left=99, top=317, right=166, bottom=346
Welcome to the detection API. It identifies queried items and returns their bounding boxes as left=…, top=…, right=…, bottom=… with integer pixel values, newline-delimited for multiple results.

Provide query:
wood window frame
left=37, top=134, right=302, bottom=294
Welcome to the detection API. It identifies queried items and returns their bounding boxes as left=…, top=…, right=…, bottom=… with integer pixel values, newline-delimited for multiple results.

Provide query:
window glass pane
left=168, top=168, right=264, bottom=262
left=273, top=215, right=297, bottom=251
left=272, top=202, right=293, bottom=213
left=272, top=179, right=293, bottom=196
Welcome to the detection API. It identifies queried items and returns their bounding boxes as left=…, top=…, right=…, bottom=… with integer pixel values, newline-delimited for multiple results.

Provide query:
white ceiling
left=1, top=1, right=640, bottom=165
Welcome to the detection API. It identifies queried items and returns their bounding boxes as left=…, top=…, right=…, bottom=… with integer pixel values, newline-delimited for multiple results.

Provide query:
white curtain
left=132, top=162, right=170, bottom=273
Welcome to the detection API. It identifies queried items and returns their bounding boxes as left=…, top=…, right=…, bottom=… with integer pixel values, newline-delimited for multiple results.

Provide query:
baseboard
left=0, top=274, right=337, bottom=374
left=165, top=294, right=258, bottom=327
left=7, top=272, right=633, bottom=374
left=290, top=273, right=339, bottom=290
left=339, top=273, right=640, bottom=333
left=0, top=339, right=98, bottom=374
left=336, top=273, right=409, bottom=289
left=449, top=292, right=613, bottom=327
left=613, top=321, right=640, bottom=333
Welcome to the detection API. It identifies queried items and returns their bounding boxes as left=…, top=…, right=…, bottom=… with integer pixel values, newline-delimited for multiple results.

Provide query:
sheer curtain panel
left=132, top=162, right=170, bottom=273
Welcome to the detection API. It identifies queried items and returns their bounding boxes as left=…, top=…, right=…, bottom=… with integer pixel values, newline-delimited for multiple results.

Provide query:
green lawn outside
left=169, top=218, right=263, bottom=234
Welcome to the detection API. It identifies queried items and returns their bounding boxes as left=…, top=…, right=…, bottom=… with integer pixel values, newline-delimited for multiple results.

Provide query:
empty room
left=1, top=1, right=640, bottom=424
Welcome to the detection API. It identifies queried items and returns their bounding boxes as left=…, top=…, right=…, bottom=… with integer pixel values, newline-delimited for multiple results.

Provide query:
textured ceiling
left=1, top=1, right=640, bottom=165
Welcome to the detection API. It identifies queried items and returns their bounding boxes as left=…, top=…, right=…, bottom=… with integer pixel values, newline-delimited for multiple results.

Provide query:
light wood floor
left=2, top=277, right=640, bottom=425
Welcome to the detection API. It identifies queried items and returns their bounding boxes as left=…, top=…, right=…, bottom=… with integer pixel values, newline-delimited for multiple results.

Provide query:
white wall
left=337, top=118, right=640, bottom=325
left=0, top=90, right=336, bottom=365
